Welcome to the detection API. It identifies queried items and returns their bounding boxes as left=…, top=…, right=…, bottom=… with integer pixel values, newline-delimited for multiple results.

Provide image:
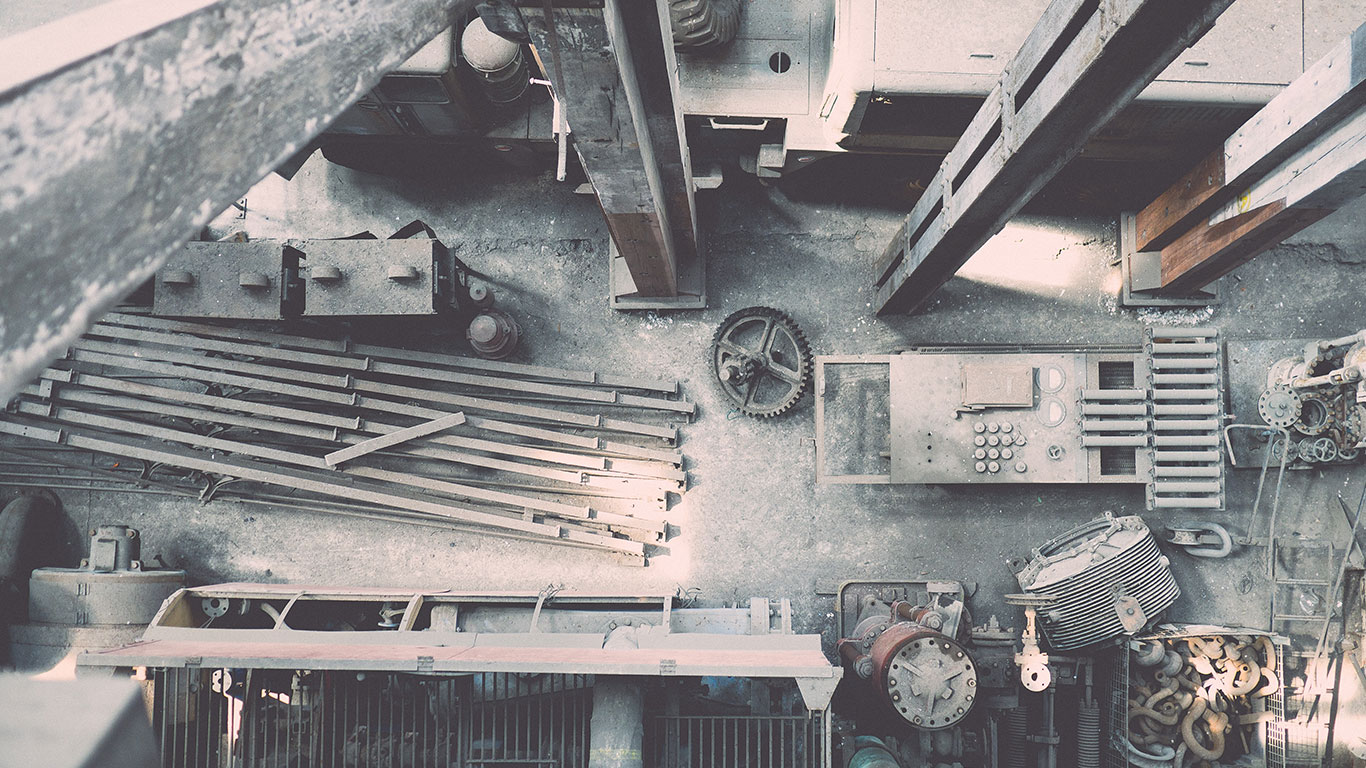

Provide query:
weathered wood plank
left=0, top=0, right=478, bottom=404
left=1157, top=105, right=1366, bottom=291
left=1159, top=201, right=1332, bottom=292
left=1135, top=20, right=1366, bottom=251
left=873, top=0, right=1233, bottom=314
left=524, top=0, right=697, bottom=298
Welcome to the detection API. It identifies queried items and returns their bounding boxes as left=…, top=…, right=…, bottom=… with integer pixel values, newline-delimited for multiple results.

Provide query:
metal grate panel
left=146, top=668, right=593, bottom=768
left=645, top=712, right=829, bottom=768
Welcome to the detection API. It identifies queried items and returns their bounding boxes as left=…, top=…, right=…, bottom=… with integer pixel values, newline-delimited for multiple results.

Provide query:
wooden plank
left=1134, top=151, right=1226, bottom=252
left=525, top=0, right=698, bottom=297
left=1159, top=105, right=1366, bottom=291
left=1135, top=20, right=1366, bottom=251
left=325, top=412, right=466, bottom=466
left=0, top=0, right=479, bottom=403
left=872, top=0, right=1235, bottom=314
left=1159, top=201, right=1334, bottom=292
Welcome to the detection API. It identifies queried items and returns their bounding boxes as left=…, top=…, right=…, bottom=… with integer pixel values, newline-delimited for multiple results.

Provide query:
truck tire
left=669, top=0, right=741, bottom=49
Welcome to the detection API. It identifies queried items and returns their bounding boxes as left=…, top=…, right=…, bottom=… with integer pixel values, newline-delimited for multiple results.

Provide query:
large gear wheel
left=1258, top=385, right=1303, bottom=429
left=711, top=306, right=812, bottom=418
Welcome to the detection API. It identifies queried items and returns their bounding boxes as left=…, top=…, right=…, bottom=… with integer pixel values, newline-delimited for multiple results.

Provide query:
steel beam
left=0, top=0, right=477, bottom=403
left=524, top=0, right=702, bottom=306
left=872, top=0, right=1235, bottom=315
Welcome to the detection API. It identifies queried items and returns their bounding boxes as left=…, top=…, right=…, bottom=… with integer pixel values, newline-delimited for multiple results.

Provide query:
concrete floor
left=33, top=150, right=1366, bottom=653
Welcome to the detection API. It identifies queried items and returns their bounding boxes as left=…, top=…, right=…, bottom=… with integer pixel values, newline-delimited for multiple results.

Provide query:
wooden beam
left=0, top=0, right=477, bottom=404
left=1158, top=201, right=1333, bottom=292
left=1157, top=104, right=1366, bottom=291
left=524, top=0, right=699, bottom=298
left=872, top=0, right=1235, bottom=315
left=1136, top=21, right=1366, bottom=252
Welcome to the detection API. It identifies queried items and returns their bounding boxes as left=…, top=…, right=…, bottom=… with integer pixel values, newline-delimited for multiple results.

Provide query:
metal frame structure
left=79, top=584, right=843, bottom=712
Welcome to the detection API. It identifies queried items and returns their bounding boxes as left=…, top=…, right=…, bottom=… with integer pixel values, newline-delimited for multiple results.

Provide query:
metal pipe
left=1151, top=342, right=1217, bottom=354
left=1148, top=327, right=1218, bottom=339
left=1153, top=450, right=1221, bottom=462
left=1081, top=435, right=1147, bottom=447
left=1152, top=403, right=1218, bottom=415
left=1151, top=373, right=1217, bottom=385
left=1081, top=419, right=1147, bottom=432
left=1080, top=403, right=1146, bottom=416
left=1080, top=389, right=1145, bottom=400
left=1152, top=389, right=1219, bottom=400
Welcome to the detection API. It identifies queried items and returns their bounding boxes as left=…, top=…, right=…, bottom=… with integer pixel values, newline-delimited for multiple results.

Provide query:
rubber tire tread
left=669, top=0, right=742, bottom=49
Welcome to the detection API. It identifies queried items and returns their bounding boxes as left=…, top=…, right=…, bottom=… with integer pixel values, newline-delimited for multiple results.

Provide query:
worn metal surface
left=872, top=0, right=1237, bottom=314
left=79, top=584, right=843, bottom=702
left=298, top=238, right=442, bottom=316
left=153, top=241, right=285, bottom=319
left=0, top=0, right=479, bottom=403
left=711, top=306, right=812, bottom=419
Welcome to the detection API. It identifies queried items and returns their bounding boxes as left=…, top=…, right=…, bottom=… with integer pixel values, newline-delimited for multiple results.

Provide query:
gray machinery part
left=0, top=675, right=160, bottom=768
left=10, top=524, right=186, bottom=673
left=849, top=735, right=902, bottom=768
left=0, top=493, right=57, bottom=595
left=814, top=326, right=1226, bottom=513
left=837, top=582, right=978, bottom=730
left=1011, top=514, right=1179, bottom=651
left=589, top=626, right=645, bottom=768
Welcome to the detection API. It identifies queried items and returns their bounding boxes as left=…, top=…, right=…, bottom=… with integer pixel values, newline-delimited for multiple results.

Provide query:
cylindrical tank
left=10, top=524, right=186, bottom=673
left=867, top=621, right=978, bottom=730
left=461, top=16, right=529, bottom=105
left=849, top=735, right=902, bottom=768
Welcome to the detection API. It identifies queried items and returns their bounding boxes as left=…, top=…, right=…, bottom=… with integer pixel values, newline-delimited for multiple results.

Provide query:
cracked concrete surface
left=27, top=151, right=1366, bottom=653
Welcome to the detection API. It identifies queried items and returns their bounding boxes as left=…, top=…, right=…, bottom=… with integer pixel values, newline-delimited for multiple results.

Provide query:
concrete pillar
left=589, top=678, right=644, bottom=768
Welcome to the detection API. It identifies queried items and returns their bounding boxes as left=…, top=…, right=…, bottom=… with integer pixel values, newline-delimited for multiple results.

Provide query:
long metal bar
left=0, top=0, right=479, bottom=403
left=325, top=412, right=466, bottom=466
left=58, top=350, right=659, bottom=479
left=872, top=0, right=1235, bottom=313
left=0, top=414, right=598, bottom=545
left=103, top=312, right=678, bottom=393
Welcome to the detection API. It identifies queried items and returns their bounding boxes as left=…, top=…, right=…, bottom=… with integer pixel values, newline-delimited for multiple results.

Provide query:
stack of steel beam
left=0, top=313, right=692, bottom=564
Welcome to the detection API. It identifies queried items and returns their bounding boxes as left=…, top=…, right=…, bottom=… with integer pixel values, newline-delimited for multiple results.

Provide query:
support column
left=524, top=0, right=704, bottom=309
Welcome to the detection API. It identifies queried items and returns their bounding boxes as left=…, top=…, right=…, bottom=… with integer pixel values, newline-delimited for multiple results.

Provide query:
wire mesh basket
left=1102, top=628, right=1288, bottom=768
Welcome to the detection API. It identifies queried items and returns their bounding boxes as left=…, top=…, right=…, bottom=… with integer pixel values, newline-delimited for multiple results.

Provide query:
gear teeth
left=711, top=306, right=814, bottom=418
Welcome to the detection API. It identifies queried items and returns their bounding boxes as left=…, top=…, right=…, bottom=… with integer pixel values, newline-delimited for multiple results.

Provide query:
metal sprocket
left=711, top=306, right=812, bottom=418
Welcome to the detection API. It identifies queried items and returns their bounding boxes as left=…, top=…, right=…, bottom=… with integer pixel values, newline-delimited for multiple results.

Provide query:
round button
left=1015, top=462, right=1028, bottom=473
left=987, top=435, right=1000, bottom=446
left=988, top=461, right=1000, bottom=473
left=974, top=435, right=987, bottom=446
left=1001, top=448, right=1013, bottom=460
left=973, top=422, right=986, bottom=433
left=987, top=422, right=1000, bottom=433
left=988, top=448, right=1000, bottom=460
left=1001, top=435, right=1015, bottom=446
left=1001, top=422, right=1013, bottom=433
left=974, top=448, right=987, bottom=460
left=1014, top=434, right=1028, bottom=446
left=975, top=461, right=987, bottom=473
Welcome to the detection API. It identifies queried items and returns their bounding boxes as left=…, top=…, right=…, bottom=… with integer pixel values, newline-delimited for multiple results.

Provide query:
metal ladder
left=1144, top=326, right=1225, bottom=510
